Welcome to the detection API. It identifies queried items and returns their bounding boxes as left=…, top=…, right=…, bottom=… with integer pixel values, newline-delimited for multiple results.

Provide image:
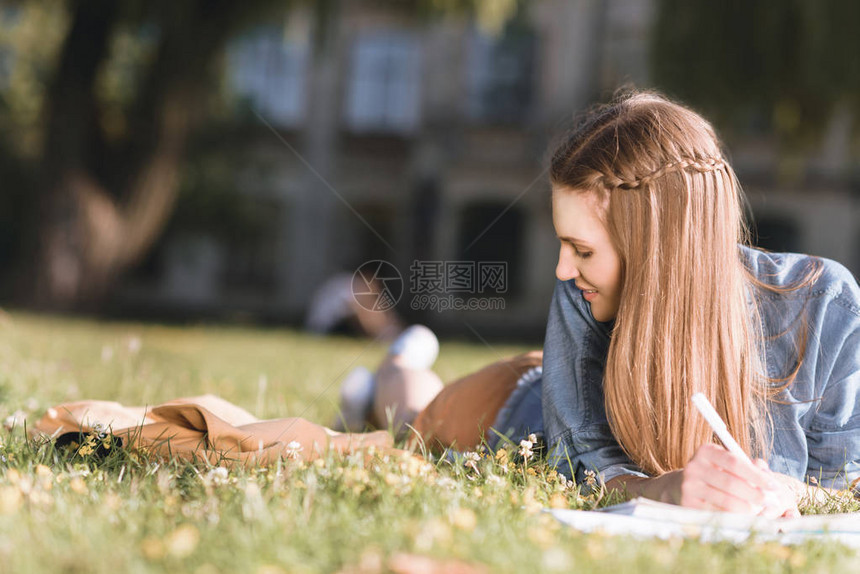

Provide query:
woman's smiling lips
left=576, top=284, right=598, bottom=302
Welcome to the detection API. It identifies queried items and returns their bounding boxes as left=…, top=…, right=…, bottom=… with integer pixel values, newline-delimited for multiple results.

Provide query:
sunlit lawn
left=0, top=311, right=857, bottom=573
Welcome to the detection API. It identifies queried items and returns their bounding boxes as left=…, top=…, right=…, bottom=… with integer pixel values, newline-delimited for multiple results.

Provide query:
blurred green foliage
left=0, top=1, right=68, bottom=159
left=0, top=0, right=522, bottom=305
left=653, top=0, right=860, bottom=148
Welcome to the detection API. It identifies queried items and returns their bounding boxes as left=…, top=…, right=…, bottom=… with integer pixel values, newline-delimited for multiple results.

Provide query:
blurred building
left=119, top=0, right=860, bottom=339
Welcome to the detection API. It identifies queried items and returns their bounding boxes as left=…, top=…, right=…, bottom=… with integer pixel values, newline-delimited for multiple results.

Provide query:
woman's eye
left=576, top=250, right=593, bottom=259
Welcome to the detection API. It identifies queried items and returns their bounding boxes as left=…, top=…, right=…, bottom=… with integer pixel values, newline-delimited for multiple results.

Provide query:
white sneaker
left=387, top=325, right=439, bottom=370
left=332, top=366, right=375, bottom=432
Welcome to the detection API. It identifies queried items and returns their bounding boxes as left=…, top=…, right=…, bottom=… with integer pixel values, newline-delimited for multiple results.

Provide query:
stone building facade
left=123, top=0, right=860, bottom=339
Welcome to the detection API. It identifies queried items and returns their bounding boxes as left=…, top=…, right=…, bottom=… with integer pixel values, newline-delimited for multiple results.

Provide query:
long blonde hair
left=550, top=91, right=813, bottom=475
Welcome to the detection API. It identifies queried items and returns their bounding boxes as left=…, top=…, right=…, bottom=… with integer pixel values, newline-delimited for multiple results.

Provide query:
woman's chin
left=590, top=304, right=617, bottom=323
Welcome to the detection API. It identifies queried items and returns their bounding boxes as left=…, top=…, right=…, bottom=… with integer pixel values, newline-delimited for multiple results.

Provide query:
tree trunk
left=36, top=0, right=120, bottom=307
left=34, top=0, right=261, bottom=309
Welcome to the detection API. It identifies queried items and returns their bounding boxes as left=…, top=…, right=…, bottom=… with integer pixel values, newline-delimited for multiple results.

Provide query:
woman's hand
left=752, top=459, right=801, bottom=518
left=658, top=444, right=798, bottom=517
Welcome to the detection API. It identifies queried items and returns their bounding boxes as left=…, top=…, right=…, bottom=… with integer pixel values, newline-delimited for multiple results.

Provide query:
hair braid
left=599, top=156, right=726, bottom=191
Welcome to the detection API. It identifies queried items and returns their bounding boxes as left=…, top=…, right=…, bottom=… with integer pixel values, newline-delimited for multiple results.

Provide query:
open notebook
left=549, top=497, right=860, bottom=547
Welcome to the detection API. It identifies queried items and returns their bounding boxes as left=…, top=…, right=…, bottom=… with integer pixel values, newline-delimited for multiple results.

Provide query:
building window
left=335, top=202, right=397, bottom=270
left=221, top=197, right=282, bottom=293
left=344, top=32, right=422, bottom=134
left=466, top=23, right=536, bottom=124
left=457, top=201, right=524, bottom=297
left=228, top=27, right=309, bottom=128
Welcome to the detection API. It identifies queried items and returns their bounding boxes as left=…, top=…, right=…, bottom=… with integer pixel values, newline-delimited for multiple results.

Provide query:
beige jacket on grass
left=33, top=395, right=394, bottom=465
left=33, top=351, right=544, bottom=466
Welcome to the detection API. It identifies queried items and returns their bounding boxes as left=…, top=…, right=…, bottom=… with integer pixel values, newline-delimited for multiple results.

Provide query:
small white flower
left=285, top=441, right=303, bottom=460
left=583, top=469, right=598, bottom=487
left=518, top=438, right=534, bottom=462
left=463, top=451, right=480, bottom=472
left=205, top=467, right=229, bottom=486
left=527, top=433, right=538, bottom=444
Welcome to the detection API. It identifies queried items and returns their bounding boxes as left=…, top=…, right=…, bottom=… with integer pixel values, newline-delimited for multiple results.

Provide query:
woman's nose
left=555, top=249, right=579, bottom=282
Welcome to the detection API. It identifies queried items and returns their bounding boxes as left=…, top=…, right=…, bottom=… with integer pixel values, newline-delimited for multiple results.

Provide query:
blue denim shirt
left=542, top=245, right=860, bottom=490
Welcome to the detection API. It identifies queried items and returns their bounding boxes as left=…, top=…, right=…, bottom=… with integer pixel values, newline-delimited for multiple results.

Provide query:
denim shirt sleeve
left=750, top=249, right=860, bottom=490
left=542, top=278, right=648, bottom=484
left=805, top=313, right=860, bottom=490
left=796, top=261, right=860, bottom=490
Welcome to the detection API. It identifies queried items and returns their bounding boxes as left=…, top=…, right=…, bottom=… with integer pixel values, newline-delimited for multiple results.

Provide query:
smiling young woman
left=541, top=90, right=859, bottom=515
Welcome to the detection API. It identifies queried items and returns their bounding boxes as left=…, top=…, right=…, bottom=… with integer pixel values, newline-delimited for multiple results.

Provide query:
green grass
left=0, top=311, right=858, bottom=573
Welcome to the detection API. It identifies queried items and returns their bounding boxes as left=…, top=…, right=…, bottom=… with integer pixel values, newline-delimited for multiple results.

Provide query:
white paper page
left=548, top=498, right=860, bottom=548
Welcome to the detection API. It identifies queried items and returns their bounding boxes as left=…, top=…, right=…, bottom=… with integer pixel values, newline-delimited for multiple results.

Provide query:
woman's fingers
left=680, top=478, right=762, bottom=513
left=751, top=458, right=791, bottom=517
left=678, top=444, right=789, bottom=514
left=698, top=444, right=784, bottom=501
left=687, top=459, right=766, bottom=507
left=696, top=444, right=775, bottom=491
left=670, top=446, right=801, bottom=517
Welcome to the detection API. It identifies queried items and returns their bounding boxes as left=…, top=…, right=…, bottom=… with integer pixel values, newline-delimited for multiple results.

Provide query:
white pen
left=691, top=392, right=779, bottom=512
left=691, top=392, right=748, bottom=459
